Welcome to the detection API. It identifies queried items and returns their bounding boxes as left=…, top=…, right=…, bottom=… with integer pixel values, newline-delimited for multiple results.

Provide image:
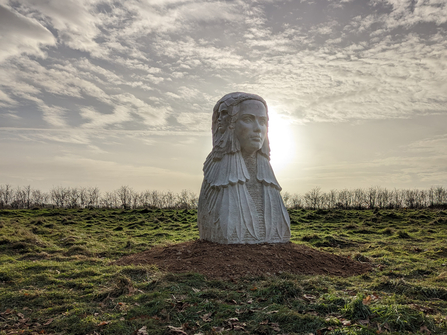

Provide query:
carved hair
left=211, top=92, right=270, bottom=159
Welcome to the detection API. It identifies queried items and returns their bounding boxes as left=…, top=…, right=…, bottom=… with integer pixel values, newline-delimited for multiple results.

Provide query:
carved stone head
left=211, top=92, right=270, bottom=158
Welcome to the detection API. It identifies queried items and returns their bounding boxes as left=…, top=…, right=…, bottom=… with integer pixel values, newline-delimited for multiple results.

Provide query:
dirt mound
left=115, top=240, right=371, bottom=280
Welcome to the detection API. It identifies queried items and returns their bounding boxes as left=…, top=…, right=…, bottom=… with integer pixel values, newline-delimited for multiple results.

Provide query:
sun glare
left=267, top=108, right=296, bottom=173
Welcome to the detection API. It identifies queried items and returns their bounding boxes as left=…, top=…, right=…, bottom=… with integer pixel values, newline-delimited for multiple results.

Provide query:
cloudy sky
left=0, top=0, right=446, bottom=194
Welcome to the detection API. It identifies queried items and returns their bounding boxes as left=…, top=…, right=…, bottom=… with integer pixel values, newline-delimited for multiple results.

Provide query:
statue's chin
left=241, top=144, right=262, bottom=156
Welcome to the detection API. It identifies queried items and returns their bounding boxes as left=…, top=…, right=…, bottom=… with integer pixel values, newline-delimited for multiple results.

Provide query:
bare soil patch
left=115, top=240, right=371, bottom=279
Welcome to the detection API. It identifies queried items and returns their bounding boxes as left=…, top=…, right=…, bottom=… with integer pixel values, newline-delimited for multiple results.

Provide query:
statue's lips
left=250, top=136, right=262, bottom=142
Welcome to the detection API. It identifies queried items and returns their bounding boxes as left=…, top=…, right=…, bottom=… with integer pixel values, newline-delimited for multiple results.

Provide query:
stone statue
left=198, top=92, right=291, bottom=244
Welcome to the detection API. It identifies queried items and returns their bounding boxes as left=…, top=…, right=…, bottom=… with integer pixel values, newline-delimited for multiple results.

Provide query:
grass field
left=1, top=208, right=447, bottom=334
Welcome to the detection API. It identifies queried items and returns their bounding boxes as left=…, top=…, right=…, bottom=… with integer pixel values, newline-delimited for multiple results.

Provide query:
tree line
left=0, top=185, right=197, bottom=210
left=282, top=186, right=447, bottom=210
left=0, top=184, right=446, bottom=210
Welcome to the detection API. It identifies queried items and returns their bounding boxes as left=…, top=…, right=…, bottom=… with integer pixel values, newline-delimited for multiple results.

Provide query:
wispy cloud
left=0, top=88, right=16, bottom=107
left=12, top=0, right=103, bottom=55
left=0, top=3, right=56, bottom=62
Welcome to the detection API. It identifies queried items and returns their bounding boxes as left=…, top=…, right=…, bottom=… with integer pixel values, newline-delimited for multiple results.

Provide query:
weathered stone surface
left=197, top=92, right=291, bottom=244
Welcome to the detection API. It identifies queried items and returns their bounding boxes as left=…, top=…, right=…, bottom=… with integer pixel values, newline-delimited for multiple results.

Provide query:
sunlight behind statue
left=198, top=92, right=291, bottom=244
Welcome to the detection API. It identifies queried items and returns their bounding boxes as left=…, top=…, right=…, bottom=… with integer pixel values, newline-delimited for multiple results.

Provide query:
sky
left=0, top=0, right=446, bottom=195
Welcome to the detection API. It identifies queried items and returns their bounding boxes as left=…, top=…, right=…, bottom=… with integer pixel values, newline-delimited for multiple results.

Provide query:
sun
left=267, top=108, right=296, bottom=173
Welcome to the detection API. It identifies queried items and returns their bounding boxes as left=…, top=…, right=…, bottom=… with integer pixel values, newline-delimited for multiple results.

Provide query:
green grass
left=1, top=208, right=447, bottom=334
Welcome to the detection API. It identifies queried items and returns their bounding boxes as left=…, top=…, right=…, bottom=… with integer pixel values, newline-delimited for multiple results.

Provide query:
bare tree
left=281, top=192, right=291, bottom=208
left=163, top=191, right=176, bottom=209
left=18, top=185, right=32, bottom=209
left=177, top=189, right=198, bottom=209
left=391, top=188, right=402, bottom=209
left=419, top=189, right=429, bottom=208
left=31, top=189, right=41, bottom=208
left=366, top=187, right=377, bottom=209
left=434, top=186, right=447, bottom=206
left=101, top=191, right=118, bottom=208
left=304, top=187, right=322, bottom=209
left=78, top=187, right=87, bottom=208
left=326, top=189, right=338, bottom=209
left=352, top=188, right=366, bottom=209
left=0, top=184, right=14, bottom=208
left=428, top=187, right=435, bottom=207
left=51, top=186, right=69, bottom=208
left=12, top=186, right=25, bottom=209
left=289, top=194, right=302, bottom=209
left=189, top=192, right=199, bottom=209
left=88, top=187, right=100, bottom=207
left=403, top=189, right=415, bottom=208
left=140, top=191, right=154, bottom=208
left=31, top=189, right=47, bottom=207
left=376, top=188, right=390, bottom=209
left=131, top=191, right=141, bottom=209
left=151, top=190, right=163, bottom=208
left=68, top=188, right=80, bottom=208
left=116, top=186, right=133, bottom=209
left=337, top=189, right=352, bottom=209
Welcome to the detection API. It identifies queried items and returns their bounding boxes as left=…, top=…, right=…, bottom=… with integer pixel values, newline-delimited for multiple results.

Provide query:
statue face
left=217, top=109, right=230, bottom=133
left=235, top=100, right=267, bottom=155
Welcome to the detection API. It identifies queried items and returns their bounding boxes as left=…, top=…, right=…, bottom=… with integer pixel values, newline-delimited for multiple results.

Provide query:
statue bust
left=198, top=92, right=291, bottom=244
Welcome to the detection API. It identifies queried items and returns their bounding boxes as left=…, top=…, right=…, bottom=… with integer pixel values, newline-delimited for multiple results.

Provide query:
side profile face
left=217, top=108, right=230, bottom=134
left=235, top=100, right=268, bottom=155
